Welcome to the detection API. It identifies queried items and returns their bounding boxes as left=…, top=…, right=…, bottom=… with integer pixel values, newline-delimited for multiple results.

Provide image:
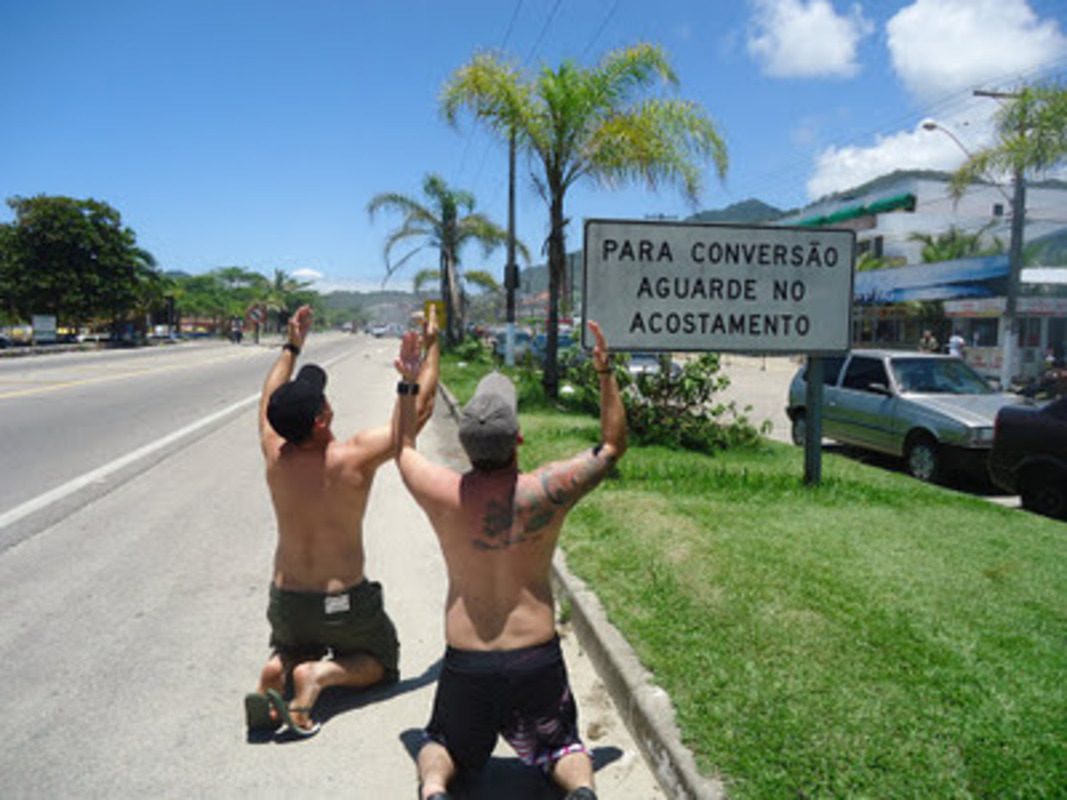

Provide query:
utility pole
left=505, top=130, right=518, bottom=367
left=975, top=89, right=1026, bottom=390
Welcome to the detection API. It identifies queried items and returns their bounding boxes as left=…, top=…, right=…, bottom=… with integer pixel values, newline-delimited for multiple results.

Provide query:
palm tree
left=442, top=43, right=728, bottom=397
left=908, top=223, right=1004, bottom=263
left=949, top=81, right=1067, bottom=382
left=265, top=268, right=313, bottom=330
left=368, top=174, right=526, bottom=346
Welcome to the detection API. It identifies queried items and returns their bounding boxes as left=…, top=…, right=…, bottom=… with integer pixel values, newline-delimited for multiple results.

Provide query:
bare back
left=265, top=427, right=390, bottom=592
left=400, top=446, right=617, bottom=651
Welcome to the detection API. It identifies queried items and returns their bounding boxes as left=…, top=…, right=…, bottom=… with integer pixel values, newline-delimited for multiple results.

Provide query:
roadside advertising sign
left=582, top=219, right=855, bottom=355
left=31, top=314, right=58, bottom=344
left=424, top=299, right=446, bottom=332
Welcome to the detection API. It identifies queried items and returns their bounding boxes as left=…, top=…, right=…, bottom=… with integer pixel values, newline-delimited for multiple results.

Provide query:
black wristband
left=397, top=381, right=420, bottom=396
left=283, top=342, right=300, bottom=356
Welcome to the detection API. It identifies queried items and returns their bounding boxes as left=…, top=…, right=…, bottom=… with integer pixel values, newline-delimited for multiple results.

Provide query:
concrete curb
left=436, top=383, right=725, bottom=800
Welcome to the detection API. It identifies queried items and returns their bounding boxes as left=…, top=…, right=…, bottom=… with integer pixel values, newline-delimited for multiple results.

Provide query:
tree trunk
left=543, top=193, right=566, bottom=400
left=440, top=251, right=456, bottom=348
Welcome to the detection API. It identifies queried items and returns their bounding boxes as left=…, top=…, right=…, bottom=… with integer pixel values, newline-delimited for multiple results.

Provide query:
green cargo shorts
left=267, top=579, right=399, bottom=682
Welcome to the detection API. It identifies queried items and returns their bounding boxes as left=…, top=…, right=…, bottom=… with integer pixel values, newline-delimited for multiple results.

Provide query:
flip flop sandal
left=244, top=692, right=276, bottom=731
left=266, top=689, right=321, bottom=738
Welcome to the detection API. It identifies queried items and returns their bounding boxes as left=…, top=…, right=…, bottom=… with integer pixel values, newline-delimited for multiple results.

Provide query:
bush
left=562, top=351, right=768, bottom=453
left=449, top=335, right=492, bottom=364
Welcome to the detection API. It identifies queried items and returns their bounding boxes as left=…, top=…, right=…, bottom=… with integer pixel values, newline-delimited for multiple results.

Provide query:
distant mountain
left=319, top=289, right=422, bottom=310
left=686, top=198, right=786, bottom=225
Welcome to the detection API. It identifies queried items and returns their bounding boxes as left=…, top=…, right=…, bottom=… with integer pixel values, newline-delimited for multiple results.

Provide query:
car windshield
left=890, top=357, right=994, bottom=395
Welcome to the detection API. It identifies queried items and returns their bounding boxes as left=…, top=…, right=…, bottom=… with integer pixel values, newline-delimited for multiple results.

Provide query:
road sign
left=246, top=305, right=265, bottom=324
left=582, top=219, right=855, bottom=354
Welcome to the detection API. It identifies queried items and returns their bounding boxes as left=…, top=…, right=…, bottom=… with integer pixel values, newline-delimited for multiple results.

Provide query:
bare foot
left=289, top=660, right=329, bottom=730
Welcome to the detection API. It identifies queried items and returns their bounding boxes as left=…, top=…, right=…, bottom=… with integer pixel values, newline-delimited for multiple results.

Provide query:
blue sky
left=2, top=0, right=1066, bottom=293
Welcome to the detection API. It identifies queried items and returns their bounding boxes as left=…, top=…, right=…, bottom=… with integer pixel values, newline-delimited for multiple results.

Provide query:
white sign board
left=582, top=219, right=855, bottom=354
left=31, top=314, right=57, bottom=344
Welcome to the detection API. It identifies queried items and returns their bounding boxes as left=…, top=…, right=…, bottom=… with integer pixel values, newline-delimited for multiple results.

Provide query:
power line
left=456, top=0, right=525, bottom=183
left=500, top=0, right=523, bottom=49
left=581, top=0, right=621, bottom=61
left=524, top=0, right=564, bottom=65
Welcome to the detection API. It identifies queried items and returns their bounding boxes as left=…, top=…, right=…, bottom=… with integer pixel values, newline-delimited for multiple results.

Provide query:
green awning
left=796, top=192, right=917, bottom=227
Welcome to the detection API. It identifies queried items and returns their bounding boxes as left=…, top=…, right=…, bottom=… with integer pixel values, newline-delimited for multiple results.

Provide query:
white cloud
left=292, top=268, right=324, bottom=282
left=805, top=0, right=1067, bottom=200
left=806, top=111, right=1004, bottom=198
left=887, top=0, right=1067, bottom=102
left=747, top=0, right=874, bottom=78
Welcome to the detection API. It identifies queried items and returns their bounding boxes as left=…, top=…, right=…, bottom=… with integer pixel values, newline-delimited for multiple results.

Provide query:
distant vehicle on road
left=786, top=349, right=1022, bottom=483
left=988, top=396, right=1067, bottom=518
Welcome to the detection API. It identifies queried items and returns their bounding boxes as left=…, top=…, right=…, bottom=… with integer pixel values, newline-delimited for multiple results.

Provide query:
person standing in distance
left=245, top=305, right=439, bottom=737
left=393, top=321, right=626, bottom=800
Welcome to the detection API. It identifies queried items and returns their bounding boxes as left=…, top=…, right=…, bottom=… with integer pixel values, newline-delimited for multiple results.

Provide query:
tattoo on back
left=469, top=447, right=611, bottom=551
left=472, top=497, right=544, bottom=551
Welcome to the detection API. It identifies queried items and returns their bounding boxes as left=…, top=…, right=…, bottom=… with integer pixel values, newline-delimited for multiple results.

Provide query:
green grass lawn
left=441, top=357, right=1067, bottom=798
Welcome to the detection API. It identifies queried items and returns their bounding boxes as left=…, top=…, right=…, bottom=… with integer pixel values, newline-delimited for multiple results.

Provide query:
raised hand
left=289, top=305, right=312, bottom=349
left=587, top=320, right=610, bottom=372
left=395, top=330, right=422, bottom=383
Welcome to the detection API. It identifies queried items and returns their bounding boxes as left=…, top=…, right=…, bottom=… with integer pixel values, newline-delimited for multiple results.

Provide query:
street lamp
left=921, top=118, right=1025, bottom=389
left=920, top=120, right=1012, bottom=204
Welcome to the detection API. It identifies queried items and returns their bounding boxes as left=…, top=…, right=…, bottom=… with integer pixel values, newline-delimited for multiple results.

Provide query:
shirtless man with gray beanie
left=393, top=320, right=626, bottom=799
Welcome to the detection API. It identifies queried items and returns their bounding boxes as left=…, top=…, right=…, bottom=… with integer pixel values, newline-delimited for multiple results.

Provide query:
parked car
left=626, top=352, right=682, bottom=379
left=988, top=396, right=1067, bottom=518
left=492, top=329, right=534, bottom=362
left=786, top=349, right=1023, bottom=482
left=531, top=331, right=577, bottom=364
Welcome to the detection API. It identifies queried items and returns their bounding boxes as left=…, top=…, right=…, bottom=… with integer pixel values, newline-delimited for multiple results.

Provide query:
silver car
left=786, top=349, right=1023, bottom=482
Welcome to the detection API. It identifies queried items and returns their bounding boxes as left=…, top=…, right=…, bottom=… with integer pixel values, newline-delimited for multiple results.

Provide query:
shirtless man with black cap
left=244, top=304, right=439, bottom=737
left=393, top=320, right=626, bottom=800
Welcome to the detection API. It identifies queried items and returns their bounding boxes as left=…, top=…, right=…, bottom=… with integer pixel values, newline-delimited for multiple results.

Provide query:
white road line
left=0, top=346, right=357, bottom=535
left=0, top=392, right=259, bottom=532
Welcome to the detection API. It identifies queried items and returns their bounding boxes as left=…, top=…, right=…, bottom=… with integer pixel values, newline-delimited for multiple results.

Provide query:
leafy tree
left=367, top=174, right=528, bottom=346
left=559, top=350, right=765, bottom=453
left=856, top=252, right=890, bottom=272
left=950, top=81, right=1067, bottom=379
left=908, top=223, right=1004, bottom=263
left=0, top=195, right=160, bottom=330
left=442, top=43, right=728, bottom=398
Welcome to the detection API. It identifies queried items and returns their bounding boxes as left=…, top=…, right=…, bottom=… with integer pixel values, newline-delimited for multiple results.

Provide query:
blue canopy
left=854, top=255, right=1009, bottom=303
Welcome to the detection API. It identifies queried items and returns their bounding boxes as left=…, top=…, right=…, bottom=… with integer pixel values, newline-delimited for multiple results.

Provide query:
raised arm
left=588, top=320, right=627, bottom=461
left=259, top=305, right=312, bottom=447
left=393, top=328, right=423, bottom=461
left=414, top=305, right=440, bottom=431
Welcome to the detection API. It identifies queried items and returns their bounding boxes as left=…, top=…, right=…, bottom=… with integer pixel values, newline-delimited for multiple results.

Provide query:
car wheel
left=790, top=411, right=807, bottom=447
left=905, top=434, right=940, bottom=482
left=1019, top=469, right=1067, bottom=518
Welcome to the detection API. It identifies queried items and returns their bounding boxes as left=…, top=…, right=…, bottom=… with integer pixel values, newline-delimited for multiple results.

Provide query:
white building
left=778, top=170, right=1067, bottom=383
left=777, top=169, right=1067, bottom=267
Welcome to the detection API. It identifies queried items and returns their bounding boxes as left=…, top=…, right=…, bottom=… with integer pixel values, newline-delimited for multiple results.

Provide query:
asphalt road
left=0, top=334, right=667, bottom=799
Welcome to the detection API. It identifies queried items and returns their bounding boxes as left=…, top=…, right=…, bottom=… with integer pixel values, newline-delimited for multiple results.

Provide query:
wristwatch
left=397, top=381, right=420, bottom=395
left=283, top=342, right=300, bottom=356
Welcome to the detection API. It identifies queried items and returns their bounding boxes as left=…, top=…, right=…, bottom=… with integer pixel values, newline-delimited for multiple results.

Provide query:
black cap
left=267, top=364, right=327, bottom=443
